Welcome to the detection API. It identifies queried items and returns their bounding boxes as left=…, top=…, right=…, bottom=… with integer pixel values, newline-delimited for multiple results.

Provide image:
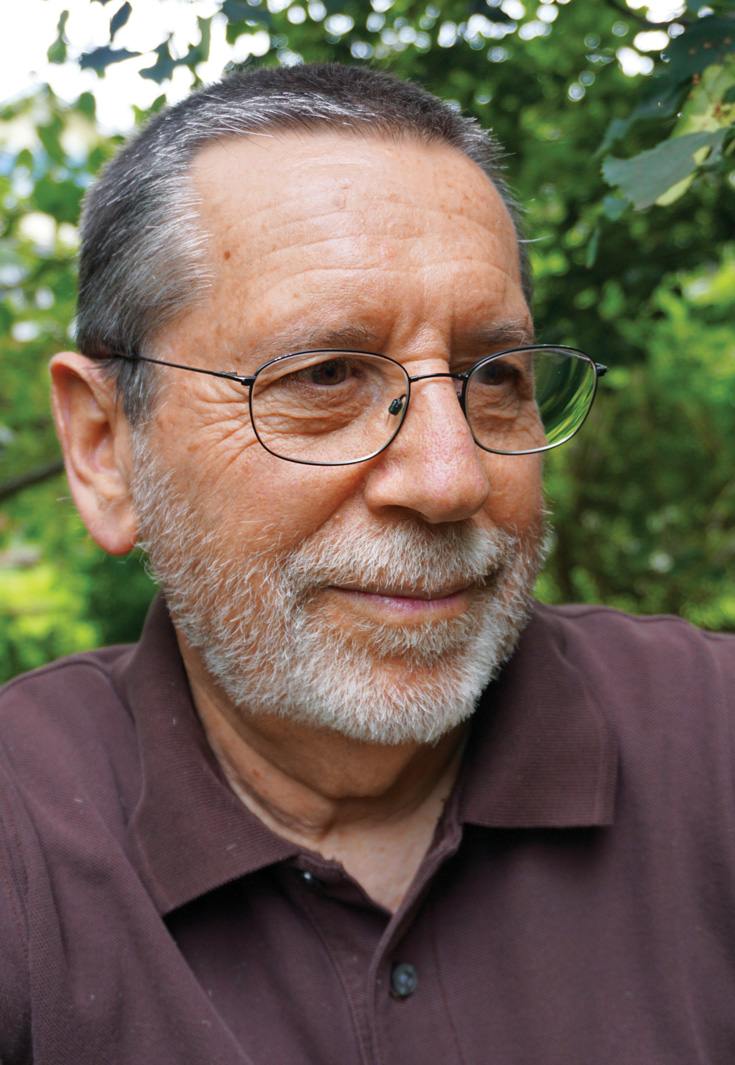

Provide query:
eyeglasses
left=111, top=346, right=606, bottom=467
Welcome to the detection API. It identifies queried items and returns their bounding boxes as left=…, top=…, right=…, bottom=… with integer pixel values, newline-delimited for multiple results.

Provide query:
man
left=1, top=63, right=734, bottom=1065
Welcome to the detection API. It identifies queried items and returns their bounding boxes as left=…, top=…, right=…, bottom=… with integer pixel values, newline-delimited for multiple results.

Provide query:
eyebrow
left=469, top=321, right=536, bottom=350
left=248, top=325, right=378, bottom=362
left=242, top=319, right=535, bottom=366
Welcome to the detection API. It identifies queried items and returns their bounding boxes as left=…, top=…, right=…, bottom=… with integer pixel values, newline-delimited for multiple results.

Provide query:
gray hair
left=77, top=62, right=531, bottom=424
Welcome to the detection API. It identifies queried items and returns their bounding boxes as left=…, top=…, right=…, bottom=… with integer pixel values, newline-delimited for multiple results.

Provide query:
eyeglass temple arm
left=107, top=351, right=255, bottom=387
left=106, top=349, right=608, bottom=383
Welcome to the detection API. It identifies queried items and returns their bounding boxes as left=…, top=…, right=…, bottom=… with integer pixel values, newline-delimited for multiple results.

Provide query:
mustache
left=278, top=520, right=522, bottom=598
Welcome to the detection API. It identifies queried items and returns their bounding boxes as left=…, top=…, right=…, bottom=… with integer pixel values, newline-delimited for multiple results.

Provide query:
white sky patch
left=617, top=45, right=655, bottom=75
left=537, top=4, right=558, bottom=23
left=1, top=0, right=231, bottom=131
left=501, top=0, right=525, bottom=19
left=626, top=0, right=685, bottom=20
left=2, top=0, right=687, bottom=133
left=634, top=29, right=670, bottom=51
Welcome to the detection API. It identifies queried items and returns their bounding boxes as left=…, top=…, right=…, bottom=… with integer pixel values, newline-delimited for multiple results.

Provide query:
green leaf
left=221, top=0, right=257, bottom=19
left=198, top=15, right=212, bottom=60
left=47, top=11, right=69, bottom=65
left=601, top=129, right=728, bottom=209
left=482, top=7, right=515, bottom=22
left=625, top=81, right=688, bottom=128
left=597, top=117, right=630, bottom=157
left=661, top=17, right=735, bottom=85
left=79, top=44, right=141, bottom=72
left=76, top=91, right=96, bottom=118
left=37, top=116, right=65, bottom=165
left=602, top=194, right=629, bottom=221
left=110, top=1, right=133, bottom=38
left=671, top=58, right=735, bottom=136
left=222, top=0, right=273, bottom=31
left=686, top=0, right=723, bottom=14
left=32, top=176, right=83, bottom=226
left=139, top=40, right=178, bottom=83
left=180, top=16, right=213, bottom=68
left=585, top=225, right=600, bottom=268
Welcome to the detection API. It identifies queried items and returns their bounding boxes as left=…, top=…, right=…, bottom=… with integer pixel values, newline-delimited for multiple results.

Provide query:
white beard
left=132, top=437, right=545, bottom=746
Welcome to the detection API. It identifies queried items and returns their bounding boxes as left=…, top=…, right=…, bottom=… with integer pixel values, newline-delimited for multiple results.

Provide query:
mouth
left=325, top=583, right=480, bottom=620
left=330, top=581, right=474, bottom=601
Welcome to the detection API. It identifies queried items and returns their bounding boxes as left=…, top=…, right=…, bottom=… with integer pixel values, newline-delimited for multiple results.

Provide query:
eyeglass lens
left=251, top=351, right=406, bottom=465
left=250, top=348, right=597, bottom=465
left=465, top=347, right=597, bottom=456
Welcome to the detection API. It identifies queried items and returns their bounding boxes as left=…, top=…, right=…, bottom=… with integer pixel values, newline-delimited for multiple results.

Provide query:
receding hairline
left=190, top=120, right=515, bottom=188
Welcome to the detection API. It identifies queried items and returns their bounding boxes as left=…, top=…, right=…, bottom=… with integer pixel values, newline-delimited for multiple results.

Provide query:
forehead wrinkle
left=233, top=221, right=505, bottom=274
left=253, top=202, right=510, bottom=251
left=211, top=184, right=515, bottom=266
left=238, top=256, right=522, bottom=305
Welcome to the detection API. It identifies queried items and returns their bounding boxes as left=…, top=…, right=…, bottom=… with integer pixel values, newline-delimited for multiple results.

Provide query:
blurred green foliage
left=1, top=0, right=734, bottom=683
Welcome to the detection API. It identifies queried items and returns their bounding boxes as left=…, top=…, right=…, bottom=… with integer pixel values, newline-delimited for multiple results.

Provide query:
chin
left=200, top=582, right=533, bottom=746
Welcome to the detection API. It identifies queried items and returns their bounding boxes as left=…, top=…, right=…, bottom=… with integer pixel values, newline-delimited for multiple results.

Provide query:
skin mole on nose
left=223, top=250, right=232, bottom=260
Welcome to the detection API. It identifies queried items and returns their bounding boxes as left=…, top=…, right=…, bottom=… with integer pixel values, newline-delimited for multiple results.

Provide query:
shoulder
left=525, top=602, right=735, bottom=746
left=528, top=602, right=735, bottom=779
left=531, top=601, right=735, bottom=679
left=0, top=643, right=137, bottom=738
left=0, top=645, right=143, bottom=835
left=0, top=647, right=142, bottom=1055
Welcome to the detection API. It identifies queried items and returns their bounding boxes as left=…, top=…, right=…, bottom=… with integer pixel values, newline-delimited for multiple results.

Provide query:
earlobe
left=50, top=352, right=138, bottom=556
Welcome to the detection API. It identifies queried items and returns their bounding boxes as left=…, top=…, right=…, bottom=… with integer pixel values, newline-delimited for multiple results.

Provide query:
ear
left=50, top=352, right=138, bottom=556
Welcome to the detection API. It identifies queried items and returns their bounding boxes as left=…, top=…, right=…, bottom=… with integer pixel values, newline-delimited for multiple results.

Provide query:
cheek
left=231, top=462, right=368, bottom=549
left=480, top=454, right=544, bottom=532
left=154, top=413, right=369, bottom=552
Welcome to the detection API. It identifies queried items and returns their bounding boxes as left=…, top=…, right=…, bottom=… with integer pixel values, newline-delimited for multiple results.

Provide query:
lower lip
left=328, top=586, right=475, bottom=619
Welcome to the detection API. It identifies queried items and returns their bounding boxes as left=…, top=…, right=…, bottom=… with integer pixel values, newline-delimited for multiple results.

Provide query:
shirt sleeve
left=0, top=760, right=31, bottom=1064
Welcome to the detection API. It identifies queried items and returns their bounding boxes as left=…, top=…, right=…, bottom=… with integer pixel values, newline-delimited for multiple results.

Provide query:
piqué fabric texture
left=1, top=595, right=734, bottom=1065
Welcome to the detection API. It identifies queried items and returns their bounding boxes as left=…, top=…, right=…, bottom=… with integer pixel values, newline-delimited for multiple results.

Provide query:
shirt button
left=298, top=870, right=323, bottom=888
left=390, top=962, right=419, bottom=998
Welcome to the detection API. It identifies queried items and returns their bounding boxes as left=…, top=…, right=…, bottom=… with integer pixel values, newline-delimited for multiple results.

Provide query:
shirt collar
left=119, top=595, right=300, bottom=915
left=458, top=603, right=618, bottom=828
left=121, top=596, right=617, bottom=915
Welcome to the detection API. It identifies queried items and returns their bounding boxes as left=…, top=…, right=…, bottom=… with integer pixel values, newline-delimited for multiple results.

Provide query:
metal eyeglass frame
left=109, top=346, right=608, bottom=467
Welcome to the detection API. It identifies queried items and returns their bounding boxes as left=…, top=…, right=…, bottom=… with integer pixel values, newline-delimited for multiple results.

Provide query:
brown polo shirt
left=1, top=595, right=734, bottom=1065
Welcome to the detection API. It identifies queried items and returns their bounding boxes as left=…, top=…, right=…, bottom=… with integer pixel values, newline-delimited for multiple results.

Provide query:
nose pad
left=387, top=393, right=407, bottom=417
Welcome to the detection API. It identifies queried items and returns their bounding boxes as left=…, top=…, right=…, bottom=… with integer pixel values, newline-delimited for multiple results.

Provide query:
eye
left=475, top=359, right=519, bottom=387
left=304, top=358, right=351, bottom=386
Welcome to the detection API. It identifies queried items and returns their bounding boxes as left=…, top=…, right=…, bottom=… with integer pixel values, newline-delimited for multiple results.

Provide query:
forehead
left=181, top=130, right=527, bottom=360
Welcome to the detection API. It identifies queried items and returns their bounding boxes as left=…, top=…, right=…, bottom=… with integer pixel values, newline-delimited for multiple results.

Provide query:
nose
left=363, top=376, right=491, bottom=524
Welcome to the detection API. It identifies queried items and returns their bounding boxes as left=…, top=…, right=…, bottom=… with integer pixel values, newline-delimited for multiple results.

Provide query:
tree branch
left=601, top=0, right=680, bottom=30
left=0, top=458, right=66, bottom=504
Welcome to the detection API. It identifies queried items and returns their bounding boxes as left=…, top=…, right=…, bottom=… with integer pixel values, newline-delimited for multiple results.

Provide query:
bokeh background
left=2, top=0, right=734, bottom=683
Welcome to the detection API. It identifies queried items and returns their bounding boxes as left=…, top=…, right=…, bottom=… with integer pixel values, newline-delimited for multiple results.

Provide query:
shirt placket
left=284, top=819, right=465, bottom=1065
left=366, top=827, right=467, bottom=1065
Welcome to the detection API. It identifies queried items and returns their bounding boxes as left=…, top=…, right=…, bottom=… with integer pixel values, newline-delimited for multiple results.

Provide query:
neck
left=180, top=638, right=468, bottom=912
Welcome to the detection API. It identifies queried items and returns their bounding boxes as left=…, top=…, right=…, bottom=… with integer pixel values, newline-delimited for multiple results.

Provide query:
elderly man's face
left=131, top=131, right=545, bottom=744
